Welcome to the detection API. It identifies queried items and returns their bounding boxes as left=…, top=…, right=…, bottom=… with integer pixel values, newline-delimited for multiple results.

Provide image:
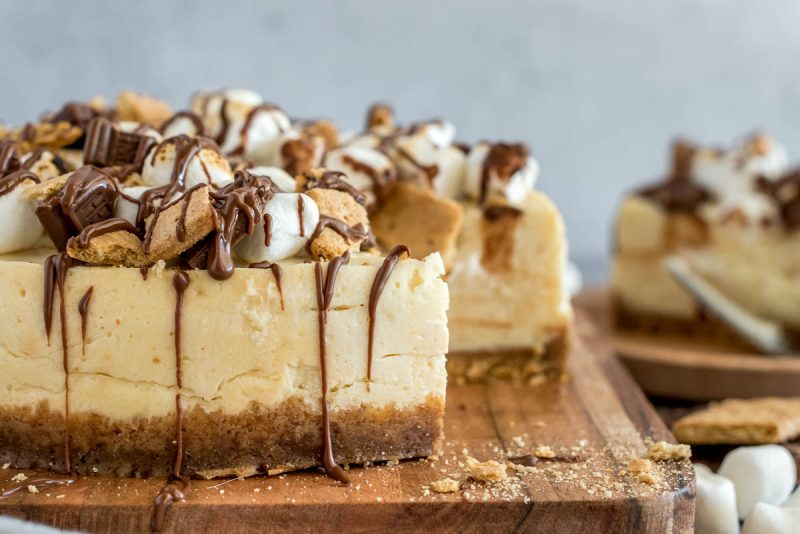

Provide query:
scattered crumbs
left=11, top=473, right=28, bottom=482
left=646, top=441, right=691, bottom=461
left=376, top=497, right=383, bottom=502
left=534, top=446, right=555, bottom=459
left=430, top=478, right=459, bottom=493
left=267, top=486, right=272, bottom=491
left=27, top=485, right=39, bottom=494
left=56, top=495, right=65, bottom=499
left=254, top=488, right=260, bottom=493
left=465, top=456, right=508, bottom=484
left=511, top=436, right=525, bottom=448
left=628, top=458, right=658, bottom=486
left=219, top=489, right=224, bottom=495
left=535, top=421, right=546, bottom=428
left=1, top=463, right=9, bottom=469
left=92, top=467, right=99, bottom=473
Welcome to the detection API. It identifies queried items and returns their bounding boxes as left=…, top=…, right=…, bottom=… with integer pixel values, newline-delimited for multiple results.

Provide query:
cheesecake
left=612, top=134, right=800, bottom=351
left=0, top=92, right=449, bottom=494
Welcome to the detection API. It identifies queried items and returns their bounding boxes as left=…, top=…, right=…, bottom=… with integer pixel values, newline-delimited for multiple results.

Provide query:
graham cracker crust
left=447, top=331, right=569, bottom=385
left=0, top=396, right=444, bottom=478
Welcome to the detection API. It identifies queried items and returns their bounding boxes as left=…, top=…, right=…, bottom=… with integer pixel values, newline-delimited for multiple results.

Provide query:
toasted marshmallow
left=464, top=142, right=539, bottom=205
left=694, top=463, right=739, bottom=534
left=247, top=166, right=296, bottom=192
left=114, top=185, right=149, bottom=225
left=263, top=129, right=325, bottom=174
left=393, top=133, right=465, bottom=199
left=0, top=178, right=44, bottom=253
left=235, top=192, right=319, bottom=263
left=324, top=145, right=396, bottom=211
left=19, top=149, right=67, bottom=181
left=692, top=134, right=788, bottom=199
left=190, top=88, right=263, bottom=122
left=703, top=191, right=778, bottom=226
left=141, top=139, right=234, bottom=190
left=117, top=121, right=163, bottom=143
left=718, top=445, right=797, bottom=520
left=742, top=502, right=800, bottom=534
left=160, top=113, right=204, bottom=139
left=216, top=104, right=291, bottom=163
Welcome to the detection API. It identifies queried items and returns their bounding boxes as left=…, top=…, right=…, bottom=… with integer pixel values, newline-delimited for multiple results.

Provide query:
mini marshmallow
left=694, top=463, right=739, bottom=534
left=410, top=120, right=456, bottom=148
left=394, top=133, right=465, bottom=199
left=0, top=182, right=44, bottom=253
left=234, top=192, right=319, bottom=264
left=117, top=121, right=163, bottom=143
left=782, top=487, right=800, bottom=509
left=718, top=445, right=797, bottom=520
left=190, top=88, right=263, bottom=120
left=324, top=145, right=396, bottom=210
left=114, top=186, right=149, bottom=225
left=247, top=166, right=296, bottom=193
left=260, top=129, right=324, bottom=171
left=464, top=143, right=539, bottom=206
left=141, top=141, right=233, bottom=190
left=161, top=115, right=203, bottom=139
left=742, top=502, right=800, bottom=534
left=220, top=105, right=291, bottom=163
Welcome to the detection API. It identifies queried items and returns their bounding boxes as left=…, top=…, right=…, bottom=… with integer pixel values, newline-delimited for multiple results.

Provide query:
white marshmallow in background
left=694, top=463, right=740, bottom=534
left=234, top=192, right=319, bottom=264
left=394, top=134, right=466, bottom=199
left=0, top=181, right=44, bottom=253
left=190, top=88, right=263, bottom=124
left=117, top=121, right=163, bottom=143
left=464, top=142, right=539, bottom=206
left=247, top=166, right=296, bottom=193
left=742, top=503, right=800, bottom=534
left=214, top=102, right=290, bottom=162
left=718, top=445, right=797, bottom=520
left=783, top=487, right=800, bottom=509
left=324, top=145, right=396, bottom=210
left=141, top=141, right=233, bottom=191
left=261, top=129, right=324, bottom=170
left=114, top=186, right=149, bottom=225
left=161, top=114, right=203, bottom=139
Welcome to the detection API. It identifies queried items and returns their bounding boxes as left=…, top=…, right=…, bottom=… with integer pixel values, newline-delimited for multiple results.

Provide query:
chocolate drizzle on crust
left=249, top=261, right=284, bottom=310
left=302, top=170, right=366, bottom=206
left=314, top=253, right=351, bottom=483
left=367, top=245, right=409, bottom=391
left=0, top=169, right=39, bottom=196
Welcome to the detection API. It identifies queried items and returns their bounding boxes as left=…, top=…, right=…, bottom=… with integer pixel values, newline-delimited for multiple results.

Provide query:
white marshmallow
left=259, top=128, right=324, bottom=170
left=247, top=166, right=296, bottom=193
left=464, top=143, right=539, bottom=206
left=324, top=145, right=396, bottom=209
left=783, top=487, right=800, bottom=509
left=394, top=134, right=465, bottom=199
left=410, top=120, right=456, bottom=148
left=342, top=132, right=382, bottom=149
left=161, top=115, right=203, bottom=139
left=116, top=121, right=163, bottom=143
left=114, top=186, right=149, bottom=225
left=702, top=191, right=778, bottom=225
left=0, top=181, right=44, bottom=253
left=141, top=141, right=233, bottom=190
left=742, top=502, right=800, bottom=534
left=190, top=88, right=263, bottom=120
left=718, top=445, right=797, bottom=520
left=694, top=463, right=740, bottom=534
left=234, top=192, right=319, bottom=263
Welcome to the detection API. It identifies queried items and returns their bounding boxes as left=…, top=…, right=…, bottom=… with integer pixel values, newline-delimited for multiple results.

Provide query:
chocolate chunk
left=35, top=196, right=73, bottom=251
left=83, top=118, right=156, bottom=170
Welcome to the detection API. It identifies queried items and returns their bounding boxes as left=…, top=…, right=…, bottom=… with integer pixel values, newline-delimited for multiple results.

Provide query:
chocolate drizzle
left=263, top=213, right=272, bottom=247
left=230, top=103, right=284, bottom=156
left=43, top=253, right=75, bottom=473
left=758, top=168, right=800, bottom=230
left=301, top=170, right=366, bottom=206
left=151, top=271, right=192, bottom=532
left=637, top=179, right=712, bottom=213
left=249, top=260, right=284, bottom=310
left=307, top=215, right=370, bottom=254
left=396, top=146, right=438, bottom=186
left=297, top=194, right=305, bottom=237
left=0, top=169, right=39, bottom=197
left=480, top=143, right=530, bottom=205
left=78, top=286, right=93, bottom=355
left=160, top=111, right=206, bottom=137
left=366, top=245, right=409, bottom=391
left=341, top=153, right=397, bottom=209
left=482, top=205, right=523, bottom=221
left=72, top=218, right=138, bottom=248
left=0, top=141, right=20, bottom=176
left=314, top=253, right=351, bottom=483
left=139, top=265, right=150, bottom=280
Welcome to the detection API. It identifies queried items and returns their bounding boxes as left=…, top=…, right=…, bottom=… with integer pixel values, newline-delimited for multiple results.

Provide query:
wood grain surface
left=0, top=313, right=694, bottom=533
left=576, top=287, right=800, bottom=401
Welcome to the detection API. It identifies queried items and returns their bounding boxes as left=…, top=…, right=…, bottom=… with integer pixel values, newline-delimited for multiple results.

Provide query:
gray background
left=1, top=0, right=798, bottom=280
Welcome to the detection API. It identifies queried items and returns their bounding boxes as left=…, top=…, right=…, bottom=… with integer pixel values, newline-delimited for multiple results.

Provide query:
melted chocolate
left=314, top=253, right=351, bottom=483
left=396, top=146, right=438, bottom=187
left=0, top=141, right=20, bottom=176
left=758, top=168, right=800, bottom=230
left=341, top=153, right=397, bottom=210
left=307, top=215, right=370, bottom=254
left=83, top=117, right=155, bottom=172
left=366, top=245, right=409, bottom=390
left=160, top=111, right=206, bottom=137
left=72, top=218, right=138, bottom=248
left=637, top=179, right=712, bottom=213
left=482, top=205, right=523, bottom=221
left=263, top=213, right=272, bottom=247
left=249, top=261, right=284, bottom=310
left=297, top=194, right=305, bottom=237
left=78, top=286, right=93, bottom=356
left=480, top=143, right=530, bottom=205
left=0, top=170, right=39, bottom=197
left=140, top=265, right=150, bottom=280
left=301, top=170, right=366, bottom=206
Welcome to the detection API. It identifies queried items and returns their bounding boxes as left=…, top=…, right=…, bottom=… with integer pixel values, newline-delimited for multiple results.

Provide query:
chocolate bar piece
left=83, top=118, right=156, bottom=170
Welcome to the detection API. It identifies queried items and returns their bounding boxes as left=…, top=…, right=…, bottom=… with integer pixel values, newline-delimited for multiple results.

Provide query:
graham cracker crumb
left=1, top=463, right=9, bottom=469
left=27, top=485, right=39, bottom=494
left=430, top=478, right=459, bottom=493
left=11, top=473, right=28, bottom=482
left=465, top=456, right=508, bottom=484
left=23, top=174, right=69, bottom=201
left=628, top=458, right=659, bottom=485
left=646, top=441, right=691, bottom=461
left=535, top=445, right=556, bottom=459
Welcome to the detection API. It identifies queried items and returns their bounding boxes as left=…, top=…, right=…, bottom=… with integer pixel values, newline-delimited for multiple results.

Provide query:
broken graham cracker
left=115, top=90, right=174, bottom=127
left=672, top=397, right=800, bottom=445
left=306, top=187, right=370, bottom=261
left=430, top=478, right=460, bottom=493
left=23, top=174, right=69, bottom=201
left=464, top=456, right=508, bottom=484
left=371, top=182, right=463, bottom=269
left=646, top=441, right=691, bottom=461
left=67, top=226, right=149, bottom=268
left=145, top=185, right=215, bottom=262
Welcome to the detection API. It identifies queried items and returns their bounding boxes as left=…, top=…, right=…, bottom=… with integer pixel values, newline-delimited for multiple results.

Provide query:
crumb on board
left=430, top=478, right=460, bottom=493
left=646, top=441, right=691, bottom=461
left=465, top=456, right=508, bottom=483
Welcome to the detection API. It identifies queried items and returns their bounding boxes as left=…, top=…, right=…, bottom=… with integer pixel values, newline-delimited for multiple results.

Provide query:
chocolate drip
left=0, top=141, right=21, bottom=176
left=482, top=205, right=523, bottom=221
left=249, top=261, right=284, bottom=310
left=314, top=253, right=351, bottom=483
left=366, top=245, right=409, bottom=391
left=341, top=153, right=397, bottom=207
left=0, top=478, right=74, bottom=500
left=214, top=99, right=231, bottom=146
left=72, top=218, right=138, bottom=248
left=160, top=111, right=206, bottom=137
left=263, top=213, right=272, bottom=247
left=78, top=286, right=93, bottom=356
left=140, top=265, right=150, bottom=280
left=0, top=170, right=39, bottom=197
left=479, top=143, right=530, bottom=205
left=396, top=146, right=438, bottom=187
left=43, top=253, right=75, bottom=473
left=307, top=215, right=370, bottom=254
left=151, top=271, right=192, bottom=532
left=297, top=194, right=305, bottom=237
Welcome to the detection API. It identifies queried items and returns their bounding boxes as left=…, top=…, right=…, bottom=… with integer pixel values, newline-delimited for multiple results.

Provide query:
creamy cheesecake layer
left=0, top=249, right=448, bottom=476
left=447, top=191, right=571, bottom=355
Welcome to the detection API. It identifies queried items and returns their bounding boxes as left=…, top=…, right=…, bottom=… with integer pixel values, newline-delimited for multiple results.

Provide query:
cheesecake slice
left=612, top=134, right=800, bottom=351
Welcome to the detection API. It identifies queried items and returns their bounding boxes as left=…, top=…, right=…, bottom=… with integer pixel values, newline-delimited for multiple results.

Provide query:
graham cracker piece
left=303, top=120, right=339, bottom=149
left=115, top=90, right=174, bottom=127
left=67, top=230, right=149, bottom=267
left=307, top=188, right=370, bottom=260
left=430, top=478, right=459, bottom=493
left=23, top=174, right=69, bottom=201
left=145, top=186, right=215, bottom=262
left=646, top=441, right=691, bottom=461
left=371, top=182, right=463, bottom=269
left=464, top=456, right=508, bottom=484
left=672, top=397, right=800, bottom=445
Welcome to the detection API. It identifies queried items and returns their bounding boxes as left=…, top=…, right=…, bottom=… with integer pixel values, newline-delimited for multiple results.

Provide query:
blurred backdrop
left=1, top=0, right=798, bottom=280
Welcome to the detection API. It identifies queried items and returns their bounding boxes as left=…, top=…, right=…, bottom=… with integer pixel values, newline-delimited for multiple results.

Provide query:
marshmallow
left=190, top=88, right=263, bottom=122
left=783, top=487, right=800, bottom=509
left=141, top=139, right=234, bottom=190
left=116, top=121, right=163, bottom=143
left=464, top=142, right=539, bottom=206
left=160, top=114, right=204, bottom=139
left=0, top=180, right=44, bottom=253
left=218, top=105, right=291, bottom=163
left=324, top=145, right=396, bottom=210
left=114, top=186, right=149, bottom=225
left=247, top=166, right=296, bottom=193
left=718, top=445, right=797, bottom=519
left=694, top=463, right=740, bottom=534
left=393, top=133, right=465, bottom=199
left=411, top=120, right=456, bottom=149
left=703, top=191, right=778, bottom=225
left=234, top=192, right=319, bottom=263
left=261, top=129, right=324, bottom=171
left=742, top=502, right=800, bottom=534
left=342, top=132, right=382, bottom=149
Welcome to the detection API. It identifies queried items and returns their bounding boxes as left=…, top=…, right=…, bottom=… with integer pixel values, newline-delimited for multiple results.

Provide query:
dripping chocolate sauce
left=229, top=103, right=283, bottom=156
left=249, top=261, right=284, bottom=310
left=78, top=286, right=93, bottom=356
left=297, top=194, right=305, bottom=237
left=366, top=245, right=409, bottom=391
left=341, top=153, right=396, bottom=205
left=314, top=253, right=351, bottom=483
left=140, top=265, right=150, bottom=280
left=160, top=111, right=206, bottom=137
left=72, top=218, right=138, bottom=248
left=263, top=213, right=272, bottom=247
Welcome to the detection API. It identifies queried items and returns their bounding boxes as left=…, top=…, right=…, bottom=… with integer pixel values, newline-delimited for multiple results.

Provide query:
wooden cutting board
left=575, top=287, right=800, bottom=401
left=0, top=313, right=694, bottom=533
